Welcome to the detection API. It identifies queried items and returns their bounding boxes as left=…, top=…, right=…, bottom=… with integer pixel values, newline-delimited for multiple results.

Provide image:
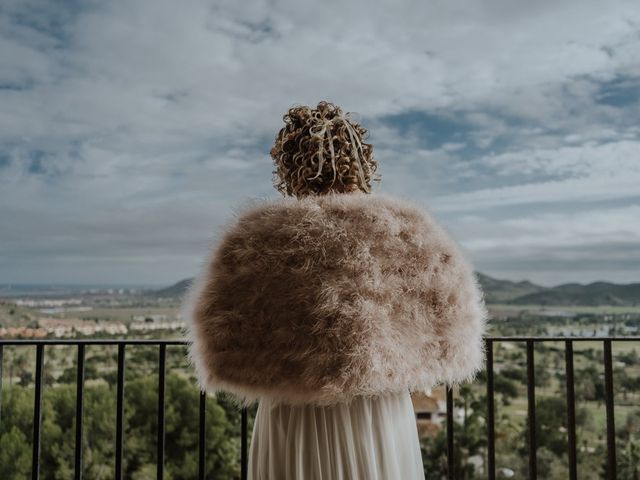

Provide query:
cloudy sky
left=1, top=0, right=639, bottom=287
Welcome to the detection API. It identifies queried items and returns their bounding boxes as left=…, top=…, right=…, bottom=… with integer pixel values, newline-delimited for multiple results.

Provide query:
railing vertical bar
left=0, top=345, right=3, bottom=423
left=603, top=340, right=617, bottom=480
left=486, top=339, right=495, bottom=480
left=564, top=340, right=577, bottom=480
left=446, top=385, right=454, bottom=480
left=199, top=391, right=206, bottom=480
left=526, top=340, right=537, bottom=479
left=241, top=407, right=248, bottom=480
left=157, top=344, right=166, bottom=480
left=115, top=344, right=126, bottom=480
left=74, top=344, right=86, bottom=480
left=32, top=344, right=44, bottom=480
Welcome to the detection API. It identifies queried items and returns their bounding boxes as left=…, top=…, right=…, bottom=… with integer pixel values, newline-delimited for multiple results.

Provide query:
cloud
left=429, top=139, right=640, bottom=212
left=1, top=0, right=639, bottom=285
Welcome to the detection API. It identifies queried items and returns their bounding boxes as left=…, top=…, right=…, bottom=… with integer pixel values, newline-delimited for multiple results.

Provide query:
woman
left=181, top=101, right=488, bottom=479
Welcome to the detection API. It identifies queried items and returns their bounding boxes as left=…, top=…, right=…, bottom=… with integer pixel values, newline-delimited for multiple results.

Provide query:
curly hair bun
left=270, top=101, right=382, bottom=198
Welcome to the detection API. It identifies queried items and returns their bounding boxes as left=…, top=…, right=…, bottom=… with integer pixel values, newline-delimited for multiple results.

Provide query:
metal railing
left=0, top=336, right=639, bottom=480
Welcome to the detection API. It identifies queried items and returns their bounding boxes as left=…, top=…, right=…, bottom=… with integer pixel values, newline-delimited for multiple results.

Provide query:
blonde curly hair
left=270, top=101, right=382, bottom=198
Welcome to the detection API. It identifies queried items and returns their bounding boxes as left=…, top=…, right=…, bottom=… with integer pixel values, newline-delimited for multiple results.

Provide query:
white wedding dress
left=248, top=389, right=425, bottom=480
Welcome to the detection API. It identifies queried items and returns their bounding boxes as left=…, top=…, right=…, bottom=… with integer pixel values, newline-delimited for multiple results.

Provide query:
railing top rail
left=0, top=339, right=188, bottom=345
left=485, top=336, right=640, bottom=341
left=1, top=336, right=640, bottom=345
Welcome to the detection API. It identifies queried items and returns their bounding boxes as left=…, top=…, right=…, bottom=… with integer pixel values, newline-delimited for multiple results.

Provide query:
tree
left=0, top=426, right=31, bottom=479
left=0, top=373, right=241, bottom=479
left=618, top=439, right=640, bottom=480
left=494, top=376, right=518, bottom=404
left=574, top=365, right=605, bottom=402
left=532, top=397, right=568, bottom=457
left=420, top=386, right=486, bottom=480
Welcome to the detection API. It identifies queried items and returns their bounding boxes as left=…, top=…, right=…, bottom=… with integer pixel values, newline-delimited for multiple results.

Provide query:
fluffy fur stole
left=181, top=191, right=488, bottom=407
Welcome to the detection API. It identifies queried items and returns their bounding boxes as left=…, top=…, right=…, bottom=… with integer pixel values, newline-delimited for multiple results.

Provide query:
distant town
left=0, top=285, right=181, bottom=339
left=1, top=273, right=639, bottom=340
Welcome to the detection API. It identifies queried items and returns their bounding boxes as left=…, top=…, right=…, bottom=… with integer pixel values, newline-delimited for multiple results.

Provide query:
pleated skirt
left=248, top=389, right=425, bottom=480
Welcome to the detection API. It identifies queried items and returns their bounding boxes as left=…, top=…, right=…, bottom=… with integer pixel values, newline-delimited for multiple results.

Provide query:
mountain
left=508, top=281, right=640, bottom=306
left=156, top=274, right=640, bottom=306
left=474, top=272, right=546, bottom=304
left=151, top=278, right=192, bottom=298
left=476, top=274, right=640, bottom=306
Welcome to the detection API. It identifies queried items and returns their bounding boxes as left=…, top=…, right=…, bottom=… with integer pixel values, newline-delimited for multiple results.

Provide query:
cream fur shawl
left=181, top=191, right=488, bottom=407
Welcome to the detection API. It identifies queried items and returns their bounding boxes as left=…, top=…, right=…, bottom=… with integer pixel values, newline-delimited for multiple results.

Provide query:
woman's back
left=181, top=101, right=488, bottom=479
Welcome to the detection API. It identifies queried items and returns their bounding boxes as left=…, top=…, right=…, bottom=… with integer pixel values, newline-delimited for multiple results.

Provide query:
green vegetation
left=0, top=344, right=253, bottom=479
left=419, top=334, right=640, bottom=479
